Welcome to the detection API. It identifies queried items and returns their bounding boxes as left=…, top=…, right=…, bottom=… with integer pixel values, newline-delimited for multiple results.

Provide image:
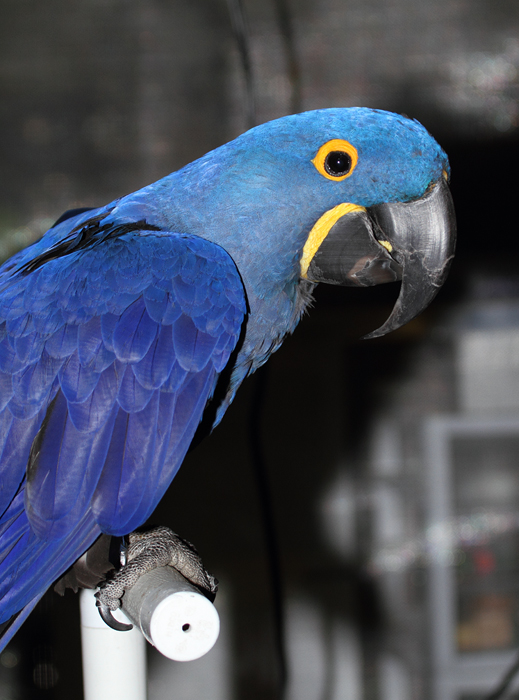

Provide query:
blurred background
left=1, top=0, right=519, bottom=698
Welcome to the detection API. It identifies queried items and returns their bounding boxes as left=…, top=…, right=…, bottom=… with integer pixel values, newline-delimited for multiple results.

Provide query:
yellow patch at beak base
left=301, top=203, right=366, bottom=278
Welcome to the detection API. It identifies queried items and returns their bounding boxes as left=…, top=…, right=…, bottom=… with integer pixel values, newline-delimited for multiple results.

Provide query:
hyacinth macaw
left=0, top=108, right=455, bottom=648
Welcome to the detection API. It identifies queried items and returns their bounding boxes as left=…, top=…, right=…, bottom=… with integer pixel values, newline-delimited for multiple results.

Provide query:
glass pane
left=452, top=435, right=519, bottom=652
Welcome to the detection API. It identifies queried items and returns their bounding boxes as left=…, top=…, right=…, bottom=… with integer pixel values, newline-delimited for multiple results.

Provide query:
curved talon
left=97, top=603, right=133, bottom=631
left=120, top=535, right=128, bottom=567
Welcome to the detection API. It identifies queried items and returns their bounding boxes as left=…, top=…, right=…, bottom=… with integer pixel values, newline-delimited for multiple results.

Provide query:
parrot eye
left=312, top=139, right=358, bottom=181
left=325, top=151, right=352, bottom=177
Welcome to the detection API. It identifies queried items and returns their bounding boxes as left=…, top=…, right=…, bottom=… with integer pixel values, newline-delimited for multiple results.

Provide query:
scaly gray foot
left=95, top=526, right=218, bottom=631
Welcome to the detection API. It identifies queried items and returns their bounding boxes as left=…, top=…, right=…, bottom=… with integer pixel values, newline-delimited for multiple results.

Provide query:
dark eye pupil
left=324, top=151, right=352, bottom=177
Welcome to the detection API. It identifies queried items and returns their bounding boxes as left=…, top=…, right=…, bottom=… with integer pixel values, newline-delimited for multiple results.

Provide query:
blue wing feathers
left=92, top=394, right=161, bottom=534
left=11, top=353, right=62, bottom=411
left=173, top=314, right=217, bottom=372
left=26, top=403, right=120, bottom=540
left=8, top=350, right=63, bottom=417
left=6, top=313, right=34, bottom=337
left=100, top=313, right=119, bottom=351
left=0, top=492, right=26, bottom=555
left=0, top=338, right=26, bottom=375
left=71, top=353, right=114, bottom=403
left=133, top=407, right=177, bottom=528
left=91, top=343, right=116, bottom=374
left=77, top=316, right=104, bottom=365
left=59, top=352, right=101, bottom=404
left=166, top=364, right=216, bottom=456
left=25, top=392, right=70, bottom=534
left=0, top=226, right=246, bottom=632
left=0, top=501, right=100, bottom=620
left=113, top=298, right=159, bottom=363
left=66, top=362, right=120, bottom=432
left=0, top=413, right=45, bottom=514
left=162, top=360, right=189, bottom=393
left=25, top=393, right=119, bottom=539
left=45, top=323, right=78, bottom=359
left=131, top=325, right=175, bottom=390
left=13, top=332, right=45, bottom=365
left=0, top=370, right=13, bottom=412
left=160, top=296, right=183, bottom=325
left=117, top=365, right=155, bottom=413
left=90, top=409, right=131, bottom=531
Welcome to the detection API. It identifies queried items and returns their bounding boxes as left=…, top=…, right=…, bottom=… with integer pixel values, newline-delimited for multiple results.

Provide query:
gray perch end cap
left=120, top=565, right=220, bottom=661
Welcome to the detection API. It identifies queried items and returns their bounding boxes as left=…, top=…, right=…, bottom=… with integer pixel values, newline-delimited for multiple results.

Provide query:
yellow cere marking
left=300, top=202, right=365, bottom=278
left=379, top=240, right=393, bottom=253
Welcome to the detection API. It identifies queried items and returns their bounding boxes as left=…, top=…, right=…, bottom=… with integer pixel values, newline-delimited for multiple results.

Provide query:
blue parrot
left=0, top=108, right=455, bottom=648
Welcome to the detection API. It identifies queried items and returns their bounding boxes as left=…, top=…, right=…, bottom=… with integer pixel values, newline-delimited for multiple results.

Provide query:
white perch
left=81, top=567, right=220, bottom=699
left=80, top=587, right=147, bottom=700
left=120, top=565, right=220, bottom=662
left=80, top=565, right=220, bottom=700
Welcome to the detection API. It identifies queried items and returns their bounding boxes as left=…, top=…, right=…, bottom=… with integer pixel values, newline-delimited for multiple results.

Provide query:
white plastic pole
left=120, top=566, right=220, bottom=662
left=80, top=587, right=147, bottom=700
left=80, top=566, right=220, bottom=700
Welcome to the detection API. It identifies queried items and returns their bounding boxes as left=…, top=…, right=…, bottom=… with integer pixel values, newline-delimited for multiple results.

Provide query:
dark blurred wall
left=0, top=0, right=231, bottom=240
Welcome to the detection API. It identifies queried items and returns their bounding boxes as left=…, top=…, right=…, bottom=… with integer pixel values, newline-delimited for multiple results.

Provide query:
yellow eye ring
left=312, top=139, right=358, bottom=181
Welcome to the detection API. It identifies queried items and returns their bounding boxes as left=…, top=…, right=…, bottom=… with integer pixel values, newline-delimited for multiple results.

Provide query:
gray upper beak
left=304, top=176, right=456, bottom=338
left=365, top=177, right=456, bottom=338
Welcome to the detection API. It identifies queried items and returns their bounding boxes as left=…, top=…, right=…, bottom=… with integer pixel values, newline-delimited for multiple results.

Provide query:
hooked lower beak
left=302, top=177, right=456, bottom=338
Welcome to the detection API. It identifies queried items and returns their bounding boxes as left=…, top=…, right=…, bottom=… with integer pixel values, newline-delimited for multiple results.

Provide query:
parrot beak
left=302, top=177, right=456, bottom=338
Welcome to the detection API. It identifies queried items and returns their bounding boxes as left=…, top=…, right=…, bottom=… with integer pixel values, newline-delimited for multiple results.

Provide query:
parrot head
left=171, top=107, right=455, bottom=339
left=121, top=107, right=456, bottom=339
left=285, top=108, right=456, bottom=339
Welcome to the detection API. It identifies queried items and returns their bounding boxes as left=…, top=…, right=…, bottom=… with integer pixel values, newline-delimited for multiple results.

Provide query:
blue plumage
left=0, top=223, right=245, bottom=643
left=0, top=108, right=455, bottom=647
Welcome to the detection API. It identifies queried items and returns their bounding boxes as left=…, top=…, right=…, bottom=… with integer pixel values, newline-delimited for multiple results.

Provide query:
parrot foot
left=95, top=526, right=218, bottom=631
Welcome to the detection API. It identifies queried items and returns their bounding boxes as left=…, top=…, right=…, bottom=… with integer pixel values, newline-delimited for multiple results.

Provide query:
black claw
left=97, top=604, right=133, bottom=631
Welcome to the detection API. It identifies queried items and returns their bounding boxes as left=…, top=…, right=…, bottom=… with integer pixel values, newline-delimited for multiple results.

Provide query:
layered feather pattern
left=0, top=223, right=245, bottom=627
